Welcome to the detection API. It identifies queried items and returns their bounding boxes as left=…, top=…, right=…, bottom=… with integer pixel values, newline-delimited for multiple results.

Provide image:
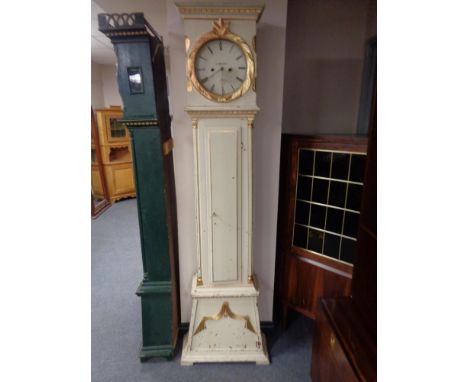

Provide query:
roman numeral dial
left=194, top=39, right=248, bottom=98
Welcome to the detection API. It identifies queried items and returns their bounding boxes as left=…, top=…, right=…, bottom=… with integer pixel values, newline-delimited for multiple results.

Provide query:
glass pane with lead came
left=328, top=181, right=347, bottom=208
left=326, top=208, right=344, bottom=233
left=298, top=149, right=314, bottom=175
left=293, top=224, right=308, bottom=249
left=331, top=153, right=350, bottom=180
left=307, top=228, right=324, bottom=253
left=315, top=151, right=332, bottom=177
left=295, top=200, right=310, bottom=225
left=310, top=204, right=326, bottom=229
left=350, top=154, right=366, bottom=183
left=312, top=178, right=329, bottom=204
left=343, top=211, right=360, bottom=238
left=324, top=233, right=340, bottom=259
left=347, top=183, right=363, bottom=211
left=296, top=175, right=312, bottom=201
left=340, top=238, right=356, bottom=264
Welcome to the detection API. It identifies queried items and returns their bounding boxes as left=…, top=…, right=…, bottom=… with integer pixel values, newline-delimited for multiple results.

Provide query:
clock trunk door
left=198, top=118, right=249, bottom=285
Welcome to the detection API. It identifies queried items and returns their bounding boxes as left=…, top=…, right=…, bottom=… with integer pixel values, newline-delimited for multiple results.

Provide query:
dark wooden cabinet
left=312, top=298, right=376, bottom=381
left=275, top=135, right=368, bottom=323
left=284, top=254, right=352, bottom=318
left=311, top=97, right=377, bottom=380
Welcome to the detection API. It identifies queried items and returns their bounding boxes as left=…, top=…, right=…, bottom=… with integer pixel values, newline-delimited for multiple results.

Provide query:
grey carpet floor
left=92, top=198, right=313, bottom=382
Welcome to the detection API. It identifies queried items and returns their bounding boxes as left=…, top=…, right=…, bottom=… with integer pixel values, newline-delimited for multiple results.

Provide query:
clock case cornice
left=176, top=3, right=265, bottom=21
left=98, top=12, right=159, bottom=42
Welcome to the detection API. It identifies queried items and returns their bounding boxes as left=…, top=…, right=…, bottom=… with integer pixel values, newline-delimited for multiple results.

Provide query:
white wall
left=252, top=0, right=288, bottom=321
left=91, top=61, right=104, bottom=109
left=91, top=62, right=123, bottom=108
left=281, top=0, right=375, bottom=135
left=100, top=64, right=122, bottom=107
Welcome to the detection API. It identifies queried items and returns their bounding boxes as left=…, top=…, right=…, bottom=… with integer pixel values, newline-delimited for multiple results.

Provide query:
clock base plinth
left=180, top=275, right=270, bottom=366
left=139, top=344, right=174, bottom=362
left=181, top=333, right=270, bottom=366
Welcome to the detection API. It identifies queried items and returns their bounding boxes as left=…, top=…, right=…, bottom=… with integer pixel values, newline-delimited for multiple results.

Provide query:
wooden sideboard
left=275, top=135, right=368, bottom=324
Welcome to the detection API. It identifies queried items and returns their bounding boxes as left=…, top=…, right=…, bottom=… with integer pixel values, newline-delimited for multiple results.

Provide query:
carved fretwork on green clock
left=99, top=13, right=180, bottom=361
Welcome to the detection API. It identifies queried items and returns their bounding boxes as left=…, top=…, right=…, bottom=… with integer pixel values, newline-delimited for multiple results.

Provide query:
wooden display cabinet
left=91, top=108, right=111, bottom=218
left=92, top=106, right=136, bottom=203
left=275, top=135, right=368, bottom=324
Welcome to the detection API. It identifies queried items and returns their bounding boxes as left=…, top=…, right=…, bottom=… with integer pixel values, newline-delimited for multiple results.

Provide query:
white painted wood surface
left=177, top=3, right=269, bottom=365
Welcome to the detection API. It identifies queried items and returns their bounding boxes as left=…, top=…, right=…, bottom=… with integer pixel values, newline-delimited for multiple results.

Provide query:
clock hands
left=206, top=67, right=222, bottom=80
left=200, top=61, right=245, bottom=94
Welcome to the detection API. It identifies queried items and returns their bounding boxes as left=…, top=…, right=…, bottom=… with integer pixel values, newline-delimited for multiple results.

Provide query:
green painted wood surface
left=130, top=127, right=170, bottom=281
left=114, top=41, right=158, bottom=120
left=99, top=13, right=178, bottom=361
left=129, top=126, right=174, bottom=360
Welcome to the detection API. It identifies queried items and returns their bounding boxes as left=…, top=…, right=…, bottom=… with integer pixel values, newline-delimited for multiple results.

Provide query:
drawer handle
left=330, top=335, right=335, bottom=347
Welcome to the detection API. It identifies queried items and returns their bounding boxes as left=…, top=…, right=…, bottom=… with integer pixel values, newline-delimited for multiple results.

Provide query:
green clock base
left=139, top=345, right=174, bottom=362
left=136, top=280, right=176, bottom=361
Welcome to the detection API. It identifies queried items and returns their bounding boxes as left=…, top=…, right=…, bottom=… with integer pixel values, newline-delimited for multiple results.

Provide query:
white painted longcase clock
left=176, top=4, right=269, bottom=365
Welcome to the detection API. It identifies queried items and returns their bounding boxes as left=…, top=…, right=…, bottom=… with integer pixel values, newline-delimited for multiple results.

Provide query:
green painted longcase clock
left=98, top=13, right=180, bottom=361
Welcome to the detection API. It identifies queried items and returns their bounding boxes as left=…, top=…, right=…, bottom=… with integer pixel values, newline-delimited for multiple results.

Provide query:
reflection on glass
left=129, top=72, right=142, bottom=84
left=315, top=151, right=331, bottom=177
left=110, top=118, right=126, bottom=138
left=127, top=67, right=144, bottom=94
left=296, top=175, right=312, bottom=200
left=310, top=204, right=326, bottom=229
left=331, top=153, right=350, bottom=180
left=350, top=154, right=366, bottom=183
left=312, top=178, right=328, bottom=204
left=307, top=228, right=324, bottom=253
left=298, top=149, right=314, bottom=175
left=326, top=208, right=344, bottom=233
left=295, top=200, right=310, bottom=225
left=293, top=224, right=308, bottom=248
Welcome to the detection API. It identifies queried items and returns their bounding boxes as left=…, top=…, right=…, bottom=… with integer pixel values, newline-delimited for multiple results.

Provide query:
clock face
left=194, top=39, right=248, bottom=97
